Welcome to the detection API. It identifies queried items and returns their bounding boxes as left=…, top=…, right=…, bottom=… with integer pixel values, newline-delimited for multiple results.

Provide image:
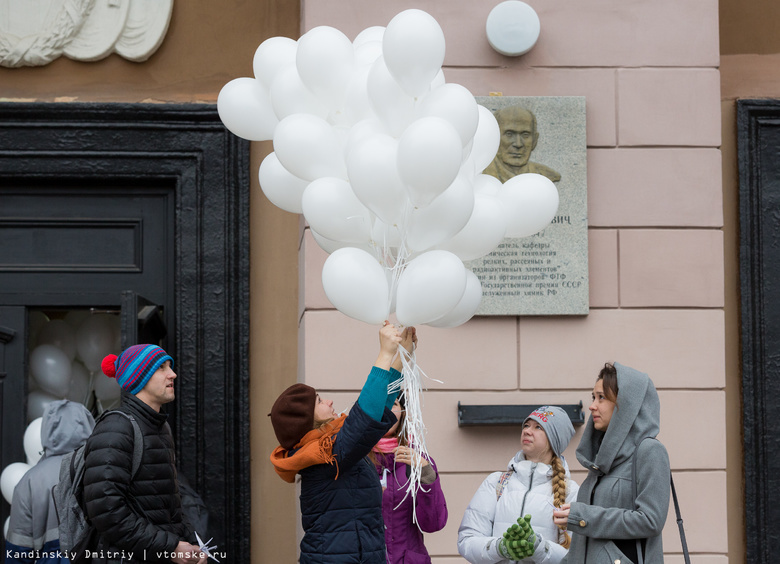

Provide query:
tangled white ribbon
left=387, top=342, right=443, bottom=529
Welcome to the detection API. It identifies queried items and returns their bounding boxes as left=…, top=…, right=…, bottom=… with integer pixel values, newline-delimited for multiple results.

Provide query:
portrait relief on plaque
left=468, top=96, right=588, bottom=316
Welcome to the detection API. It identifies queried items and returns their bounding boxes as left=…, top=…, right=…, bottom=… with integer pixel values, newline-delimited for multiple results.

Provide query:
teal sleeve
left=357, top=366, right=398, bottom=421
left=385, top=368, right=402, bottom=410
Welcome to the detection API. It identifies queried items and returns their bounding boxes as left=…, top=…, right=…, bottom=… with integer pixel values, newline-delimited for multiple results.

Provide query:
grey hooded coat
left=562, top=363, right=670, bottom=564
left=5, top=400, right=95, bottom=562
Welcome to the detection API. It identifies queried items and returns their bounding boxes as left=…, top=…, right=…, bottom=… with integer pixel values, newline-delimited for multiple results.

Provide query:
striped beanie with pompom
left=101, top=344, right=174, bottom=395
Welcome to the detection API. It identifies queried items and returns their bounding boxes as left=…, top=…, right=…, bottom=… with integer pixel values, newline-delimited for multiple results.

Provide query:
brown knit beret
left=269, top=383, right=316, bottom=450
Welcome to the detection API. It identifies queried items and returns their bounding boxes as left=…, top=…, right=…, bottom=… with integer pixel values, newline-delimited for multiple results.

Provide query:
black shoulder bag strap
left=670, top=473, right=691, bottom=564
left=633, top=437, right=691, bottom=564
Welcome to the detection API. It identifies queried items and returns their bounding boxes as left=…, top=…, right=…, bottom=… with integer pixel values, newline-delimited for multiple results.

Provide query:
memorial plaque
left=468, top=96, right=588, bottom=315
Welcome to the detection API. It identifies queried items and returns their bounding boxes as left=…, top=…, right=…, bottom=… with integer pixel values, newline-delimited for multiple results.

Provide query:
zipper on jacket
left=518, top=462, right=537, bottom=516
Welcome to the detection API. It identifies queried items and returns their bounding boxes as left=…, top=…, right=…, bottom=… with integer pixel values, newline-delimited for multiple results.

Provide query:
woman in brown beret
left=269, top=321, right=416, bottom=563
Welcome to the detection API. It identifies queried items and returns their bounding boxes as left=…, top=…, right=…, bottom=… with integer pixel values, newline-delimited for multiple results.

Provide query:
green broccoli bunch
left=497, top=514, right=538, bottom=561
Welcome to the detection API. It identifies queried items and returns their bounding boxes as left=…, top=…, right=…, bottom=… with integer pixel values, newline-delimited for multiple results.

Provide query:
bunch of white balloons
left=218, top=9, right=559, bottom=327
left=26, top=310, right=122, bottom=422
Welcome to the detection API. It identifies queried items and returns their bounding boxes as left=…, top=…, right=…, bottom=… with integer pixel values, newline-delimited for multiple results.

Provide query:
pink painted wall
left=299, top=0, right=725, bottom=561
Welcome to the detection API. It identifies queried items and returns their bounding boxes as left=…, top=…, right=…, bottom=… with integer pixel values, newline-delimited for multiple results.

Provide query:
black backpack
left=52, top=411, right=143, bottom=564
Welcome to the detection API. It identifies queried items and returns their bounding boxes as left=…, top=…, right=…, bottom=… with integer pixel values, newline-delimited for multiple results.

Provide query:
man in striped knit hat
left=82, top=345, right=206, bottom=564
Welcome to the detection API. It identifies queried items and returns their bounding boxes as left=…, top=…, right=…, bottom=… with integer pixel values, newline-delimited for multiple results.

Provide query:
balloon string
left=388, top=344, right=443, bottom=531
left=380, top=198, right=416, bottom=319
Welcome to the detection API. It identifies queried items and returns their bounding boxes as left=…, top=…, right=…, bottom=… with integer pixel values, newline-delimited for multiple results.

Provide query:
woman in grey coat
left=554, top=363, right=670, bottom=564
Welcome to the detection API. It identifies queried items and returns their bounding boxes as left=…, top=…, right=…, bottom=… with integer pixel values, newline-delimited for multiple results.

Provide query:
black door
left=0, top=307, right=26, bottom=527
left=0, top=103, right=250, bottom=560
left=738, top=99, right=780, bottom=563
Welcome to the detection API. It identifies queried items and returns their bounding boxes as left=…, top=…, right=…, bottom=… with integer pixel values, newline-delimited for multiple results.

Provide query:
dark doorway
left=0, top=103, right=250, bottom=559
left=738, top=99, right=780, bottom=564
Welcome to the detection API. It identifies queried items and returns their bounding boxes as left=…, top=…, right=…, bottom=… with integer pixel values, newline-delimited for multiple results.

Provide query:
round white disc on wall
left=486, top=1, right=541, bottom=57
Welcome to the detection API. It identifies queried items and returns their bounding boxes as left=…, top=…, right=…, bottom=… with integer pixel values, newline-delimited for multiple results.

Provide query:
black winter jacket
left=298, top=402, right=395, bottom=563
left=83, top=392, right=192, bottom=563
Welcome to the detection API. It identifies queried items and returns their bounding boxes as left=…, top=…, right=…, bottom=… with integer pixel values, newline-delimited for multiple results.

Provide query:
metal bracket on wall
left=457, top=401, right=585, bottom=427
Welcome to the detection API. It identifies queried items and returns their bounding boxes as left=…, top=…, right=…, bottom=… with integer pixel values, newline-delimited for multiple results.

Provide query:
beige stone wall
left=299, top=1, right=727, bottom=562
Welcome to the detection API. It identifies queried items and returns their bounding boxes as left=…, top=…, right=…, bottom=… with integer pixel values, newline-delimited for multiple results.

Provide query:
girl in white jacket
left=458, top=406, right=579, bottom=564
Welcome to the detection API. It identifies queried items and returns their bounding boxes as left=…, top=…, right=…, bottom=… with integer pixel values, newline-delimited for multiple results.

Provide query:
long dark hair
left=598, top=363, right=619, bottom=403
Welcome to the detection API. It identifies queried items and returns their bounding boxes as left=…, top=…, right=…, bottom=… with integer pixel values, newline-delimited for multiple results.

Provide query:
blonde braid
left=551, top=454, right=571, bottom=549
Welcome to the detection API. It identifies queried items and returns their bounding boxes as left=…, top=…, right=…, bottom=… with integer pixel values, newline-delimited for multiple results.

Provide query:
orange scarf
left=270, top=415, right=347, bottom=483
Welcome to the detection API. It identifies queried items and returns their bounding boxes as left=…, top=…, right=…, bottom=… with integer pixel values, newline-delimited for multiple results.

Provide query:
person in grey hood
left=554, top=363, right=670, bottom=564
left=5, top=400, right=95, bottom=564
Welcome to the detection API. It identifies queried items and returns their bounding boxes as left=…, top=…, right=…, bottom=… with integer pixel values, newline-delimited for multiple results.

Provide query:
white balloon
left=398, top=116, right=463, bottom=208
left=427, top=269, right=483, bottom=328
left=1, top=462, right=31, bottom=504
left=346, top=133, right=408, bottom=225
left=258, top=152, right=309, bottom=214
left=406, top=173, right=475, bottom=252
left=470, top=105, right=502, bottom=173
left=352, top=24, right=383, bottom=75
left=64, top=309, right=90, bottom=330
left=30, top=344, right=71, bottom=397
left=310, top=230, right=343, bottom=254
left=473, top=173, right=503, bottom=196
left=339, top=63, right=375, bottom=126
left=76, top=314, right=117, bottom=372
left=321, top=248, right=389, bottom=324
left=395, top=250, right=467, bottom=326
left=366, top=56, right=417, bottom=137
left=418, top=83, right=479, bottom=147
left=27, top=390, right=59, bottom=422
left=23, top=418, right=43, bottom=465
left=217, top=77, right=278, bottom=141
left=36, top=319, right=77, bottom=361
left=253, top=36, right=298, bottom=90
left=274, top=114, right=348, bottom=181
left=270, top=64, right=329, bottom=120
left=94, top=371, right=122, bottom=404
left=344, top=118, right=389, bottom=159
left=296, top=26, right=355, bottom=110
left=499, top=173, right=560, bottom=238
left=310, top=229, right=373, bottom=255
left=301, top=177, right=373, bottom=243
left=354, top=39, right=383, bottom=68
left=431, top=68, right=446, bottom=90
left=354, top=26, right=385, bottom=48
left=437, top=192, right=507, bottom=261
left=383, top=9, right=446, bottom=98
left=67, top=360, right=92, bottom=404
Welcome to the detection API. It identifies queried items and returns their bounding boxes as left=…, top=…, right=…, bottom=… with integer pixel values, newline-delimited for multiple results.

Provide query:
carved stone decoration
left=0, top=0, right=94, bottom=67
left=115, top=0, right=173, bottom=62
left=0, top=0, right=173, bottom=67
left=62, top=0, right=130, bottom=62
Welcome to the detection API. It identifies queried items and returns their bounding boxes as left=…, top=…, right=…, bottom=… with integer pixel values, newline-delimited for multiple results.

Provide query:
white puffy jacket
left=458, top=452, right=580, bottom=564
